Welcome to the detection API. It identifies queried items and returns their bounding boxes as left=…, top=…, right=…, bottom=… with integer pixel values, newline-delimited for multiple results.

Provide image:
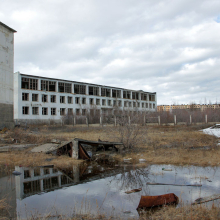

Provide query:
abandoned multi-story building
left=0, top=22, right=16, bottom=128
left=14, top=72, right=157, bottom=123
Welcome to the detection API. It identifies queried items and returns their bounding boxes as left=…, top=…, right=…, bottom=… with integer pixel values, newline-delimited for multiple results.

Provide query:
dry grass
left=0, top=124, right=219, bottom=167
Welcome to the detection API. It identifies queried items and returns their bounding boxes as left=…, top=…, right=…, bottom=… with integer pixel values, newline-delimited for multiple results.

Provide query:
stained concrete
left=0, top=103, right=14, bottom=129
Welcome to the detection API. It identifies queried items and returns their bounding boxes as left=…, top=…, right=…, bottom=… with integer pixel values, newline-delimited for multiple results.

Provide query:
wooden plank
left=192, top=194, right=220, bottom=205
left=147, top=182, right=202, bottom=187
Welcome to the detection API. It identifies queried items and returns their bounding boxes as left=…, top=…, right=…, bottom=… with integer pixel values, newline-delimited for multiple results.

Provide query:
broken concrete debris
left=137, top=193, right=179, bottom=209
left=31, top=138, right=124, bottom=160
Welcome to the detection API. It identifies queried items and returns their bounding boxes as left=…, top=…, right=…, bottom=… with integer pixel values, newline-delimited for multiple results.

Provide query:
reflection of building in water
left=15, top=165, right=75, bottom=199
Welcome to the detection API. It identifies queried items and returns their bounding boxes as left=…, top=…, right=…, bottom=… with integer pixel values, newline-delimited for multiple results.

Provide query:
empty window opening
left=58, top=82, right=72, bottom=93
left=153, top=103, right=155, bottom=108
left=60, top=96, right=65, bottom=103
left=32, top=94, right=38, bottom=102
left=22, top=93, right=29, bottom=101
left=113, top=100, right=117, bottom=107
left=76, top=109, right=80, bottom=115
left=132, top=92, right=139, bottom=100
left=89, top=86, right=99, bottom=96
left=101, top=88, right=111, bottom=97
left=51, top=95, right=56, bottom=103
left=137, top=102, right=140, bottom=107
left=32, top=107, right=38, bottom=115
left=89, top=98, right=94, bottom=105
left=129, top=102, right=132, bottom=107
left=68, top=108, right=73, bottom=115
left=149, top=103, right=152, bottom=108
left=108, top=100, right=112, bottom=106
left=42, top=107, right=48, bottom=115
left=60, top=108, right=65, bottom=115
left=118, top=100, right=122, bottom=107
left=22, top=106, right=29, bottom=115
left=142, top=103, right=144, bottom=108
left=24, top=170, right=31, bottom=179
left=149, top=95, right=155, bottom=101
left=82, top=97, right=86, bottom=104
left=146, top=103, right=149, bottom=108
left=68, top=96, right=73, bottom=104
left=124, top=101, right=128, bottom=107
left=82, top=109, right=86, bottom=115
left=42, top=94, right=48, bottom=102
left=141, top=93, right=147, bottom=101
left=21, top=77, right=38, bottom=90
left=123, top=91, right=131, bottom=99
left=133, top=102, right=136, bottom=107
left=96, top=99, right=100, bottom=105
left=75, top=97, right=80, bottom=104
left=74, top=84, right=86, bottom=94
left=102, top=99, right=106, bottom=106
left=51, top=108, right=56, bottom=115
left=44, top=168, right=50, bottom=175
left=41, top=80, right=56, bottom=92
left=112, top=89, right=121, bottom=98
left=34, top=168, right=41, bottom=177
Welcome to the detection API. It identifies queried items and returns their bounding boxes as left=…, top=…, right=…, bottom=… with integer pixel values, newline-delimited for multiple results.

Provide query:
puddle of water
left=1, top=163, right=220, bottom=219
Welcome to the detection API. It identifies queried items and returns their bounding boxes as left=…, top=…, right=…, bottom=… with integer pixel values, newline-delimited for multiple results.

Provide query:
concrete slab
left=31, top=143, right=59, bottom=153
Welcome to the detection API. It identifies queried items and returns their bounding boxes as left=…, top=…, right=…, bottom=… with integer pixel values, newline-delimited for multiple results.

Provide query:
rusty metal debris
left=137, top=193, right=179, bottom=209
left=125, top=188, right=142, bottom=194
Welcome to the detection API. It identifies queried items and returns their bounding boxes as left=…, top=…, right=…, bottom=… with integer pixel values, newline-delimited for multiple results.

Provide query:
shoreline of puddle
left=1, top=162, right=220, bottom=219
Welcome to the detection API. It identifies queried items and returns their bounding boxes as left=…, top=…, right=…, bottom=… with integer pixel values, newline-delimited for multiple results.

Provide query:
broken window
left=149, top=103, right=152, bottom=108
left=149, top=94, right=155, bottom=101
left=112, top=89, right=121, bottom=98
left=142, top=103, right=144, bottom=108
left=60, top=108, right=65, bottom=115
left=76, top=109, right=80, bottom=115
left=137, top=102, right=140, bottom=107
left=118, top=100, right=122, bottom=107
left=132, top=92, right=139, bottom=100
left=108, top=100, right=112, bottom=106
left=22, top=106, right=29, bottom=115
left=146, top=103, right=148, bottom=108
left=44, top=168, right=50, bottom=175
left=42, top=107, right=48, bottom=115
left=89, top=86, right=99, bottom=96
left=68, top=96, right=72, bottom=104
left=58, top=82, right=72, bottom=93
left=96, top=99, right=100, bottom=105
left=42, top=94, right=48, bottom=102
left=82, top=97, right=86, bottom=104
left=24, top=170, right=31, bottom=179
left=32, top=107, right=38, bottom=115
left=141, top=93, right=147, bottom=101
left=75, top=97, right=80, bottom=104
left=34, top=168, right=40, bottom=177
left=133, top=102, right=136, bottom=107
left=82, top=109, right=86, bottom=115
left=113, top=100, right=117, bottom=107
left=74, top=84, right=86, bottom=94
left=89, top=98, right=94, bottom=105
left=123, top=91, right=131, bottom=99
left=41, top=80, right=56, bottom=91
left=60, top=96, right=65, bottom=103
left=22, top=93, right=29, bottom=101
left=124, top=101, right=128, bottom=107
left=129, top=102, right=132, bottom=107
left=68, top=108, right=73, bottom=115
left=101, top=88, right=111, bottom=97
left=21, top=77, right=38, bottom=90
left=32, top=94, right=38, bottom=102
left=153, top=103, right=155, bottom=108
left=51, top=95, right=56, bottom=103
left=102, top=99, right=106, bottom=106
left=51, top=108, right=56, bottom=115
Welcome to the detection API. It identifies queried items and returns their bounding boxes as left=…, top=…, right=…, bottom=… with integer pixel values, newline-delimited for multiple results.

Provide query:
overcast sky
left=1, top=0, right=220, bottom=105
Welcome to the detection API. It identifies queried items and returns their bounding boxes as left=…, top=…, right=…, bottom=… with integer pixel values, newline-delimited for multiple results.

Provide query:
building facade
left=14, top=72, right=157, bottom=124
left=0, top=22, right=16, bottom=128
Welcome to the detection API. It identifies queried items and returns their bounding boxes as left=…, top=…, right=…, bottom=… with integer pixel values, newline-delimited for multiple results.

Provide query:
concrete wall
left=0, top=23, right=16, bottom=128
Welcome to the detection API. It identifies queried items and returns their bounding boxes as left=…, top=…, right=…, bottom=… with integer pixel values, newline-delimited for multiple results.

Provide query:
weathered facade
left=0, top=22, right=16, bottom=128
left=14, top=72, right=157, bottom=124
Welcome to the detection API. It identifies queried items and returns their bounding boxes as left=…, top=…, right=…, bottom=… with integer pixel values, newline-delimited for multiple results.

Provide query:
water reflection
left=1, top=164, right=220, bottom=219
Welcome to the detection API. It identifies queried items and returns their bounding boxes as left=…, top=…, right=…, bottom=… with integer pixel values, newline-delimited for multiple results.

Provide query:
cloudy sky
left=1, top=0, right=220, bottom=105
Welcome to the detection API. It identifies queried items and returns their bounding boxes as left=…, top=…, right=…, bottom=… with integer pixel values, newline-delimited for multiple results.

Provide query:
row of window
left=22, top=106, right=87, bottom=116
left=21, top=77, right=155, bottom=101
left=22, top=93, right=155, bottom=108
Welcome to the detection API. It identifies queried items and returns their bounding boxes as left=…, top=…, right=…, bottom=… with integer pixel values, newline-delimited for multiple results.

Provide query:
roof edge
left=0, top=22, right=17, bottom=33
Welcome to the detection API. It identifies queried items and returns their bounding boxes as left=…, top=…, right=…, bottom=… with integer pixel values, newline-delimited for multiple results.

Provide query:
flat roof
left=0, top=22, right=17, bottom=33
left=18, top=72, right=156, bottom=94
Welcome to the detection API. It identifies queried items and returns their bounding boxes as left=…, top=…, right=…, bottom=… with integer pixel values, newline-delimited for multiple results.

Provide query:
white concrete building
left=0, top=22, right=16, bottom=128
left=14, top=72, right=157, bottom=124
